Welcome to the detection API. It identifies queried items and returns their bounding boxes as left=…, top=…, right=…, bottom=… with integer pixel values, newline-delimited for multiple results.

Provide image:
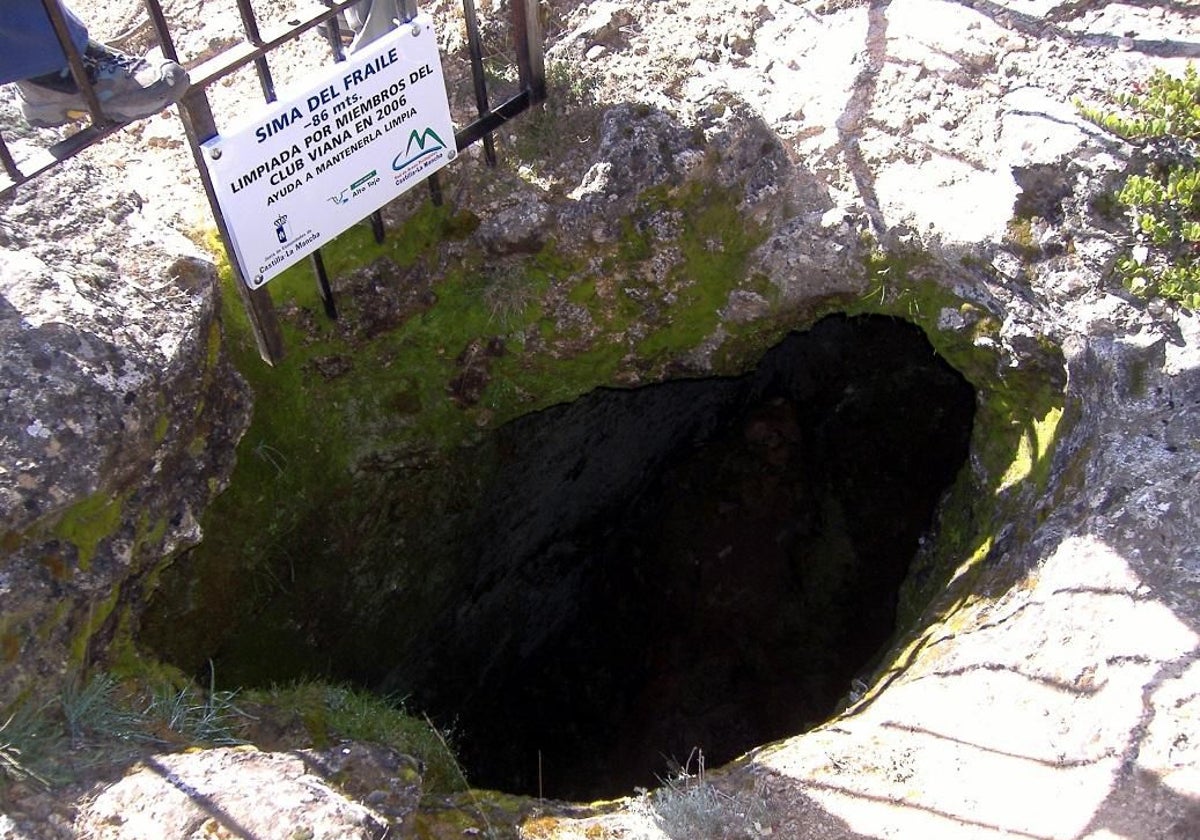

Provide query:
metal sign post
left=177, top=87, right=287, bottom=363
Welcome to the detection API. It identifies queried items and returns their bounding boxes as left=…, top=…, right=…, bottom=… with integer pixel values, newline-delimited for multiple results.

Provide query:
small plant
left=651, top=749, right=766, bottom=840
left=2, top=670, right=260, bottom=788
left=482, top=267, right=540, bottom=327
left=243, top=681, right=465, bottom=794
left=1078, top=64, right=1200, bottom=308
left=510, top=59, right=601, bottom=162
left=0, top=705, right=57, bottom=788
left=141, top=681, right=247, bottom=747
left=59, top=673, right=141, bottom=748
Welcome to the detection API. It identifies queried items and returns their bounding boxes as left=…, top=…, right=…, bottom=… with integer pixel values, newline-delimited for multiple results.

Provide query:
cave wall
left=401, top=315, right=976, bottom=798
left=139, top=311, right=977, bottom=800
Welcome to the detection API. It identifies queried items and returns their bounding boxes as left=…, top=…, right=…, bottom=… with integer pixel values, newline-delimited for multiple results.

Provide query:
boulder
left=0, top=147, right=250, bottom=706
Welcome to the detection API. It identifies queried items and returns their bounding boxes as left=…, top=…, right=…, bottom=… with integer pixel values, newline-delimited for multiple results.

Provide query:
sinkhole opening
left=413, top=314, right=976, bottom=800
left=173, top=313, right=976, bottom=802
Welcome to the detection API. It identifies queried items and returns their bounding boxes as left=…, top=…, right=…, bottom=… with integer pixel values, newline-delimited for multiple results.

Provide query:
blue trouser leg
left=0, top=0, right=90, bottom=84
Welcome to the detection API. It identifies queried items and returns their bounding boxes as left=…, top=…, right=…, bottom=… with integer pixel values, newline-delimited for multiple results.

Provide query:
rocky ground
left=2, top=0, right=1199, bottom=838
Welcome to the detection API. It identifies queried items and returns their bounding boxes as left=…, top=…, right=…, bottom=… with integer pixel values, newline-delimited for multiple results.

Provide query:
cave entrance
left=185, top=313, right=975, bottom=802
left=382, top=314, right=976, bottom=800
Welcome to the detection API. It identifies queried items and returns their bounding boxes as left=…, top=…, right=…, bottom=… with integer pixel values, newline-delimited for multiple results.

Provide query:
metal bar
left=427, top=172, right=443, bottom=206
left=462, top=0, right=497, bottom=167
left=512, top=0, right=546, bottom=105
left=234, top=0, right=278, bottom=102
left=0, top=134, right=22, bottom=182
left=311, top=251, right=339, bottom=319
left=454, top=89, right=532, bottom=151
left=141, top=0, right=181, bottom=62
left=185, top=4, right=359, bottom=91
left=175, top=87, right=285, bottom=364
left=1, top=123, right=125, bottom=197
left=39, top=0, right=108, bottom=125
left=311, top=0, right=350, bottom=321
left=320, top=0, right=348, bottom=62
left=400, top=1, right=419, bottom=23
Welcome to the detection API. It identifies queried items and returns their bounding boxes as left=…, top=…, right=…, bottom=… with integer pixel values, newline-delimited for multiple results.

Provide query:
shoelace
left=82, top=43, right=147, bottom=81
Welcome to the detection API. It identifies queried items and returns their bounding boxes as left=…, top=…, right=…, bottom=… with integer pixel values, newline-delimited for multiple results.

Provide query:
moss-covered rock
left=0, top=250, right=250, bottom=711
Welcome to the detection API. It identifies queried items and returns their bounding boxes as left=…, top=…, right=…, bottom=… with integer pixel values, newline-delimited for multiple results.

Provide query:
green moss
left=148, top=206, right=599, bottom=675
left=1, top=632, right=19, bottom=664
left=568, top=278, right=598, bottom=305
left=53, top=492, right=125, bottom=571
left=0, top=606, right=39, bottom=666
left=848, top=250, right=1065, bottom=485
left=244, top=682, right=464, bottom=793
left=831, top=249, right=1071, bottom=665
left=153, top=414, right=170, bottom=445
left=617, top=216, right=653, bottom=263
left=635, top=182, right=767, bottom=360
left=996, top=405, right=1064, bottom=493
left=1126, top=354, right=1150, bottom=398
left=1, top=530, right=23, bottom=553
left=69, top=586, right=121, bottom=666
left=1005, top=216, right=1040, bottom=261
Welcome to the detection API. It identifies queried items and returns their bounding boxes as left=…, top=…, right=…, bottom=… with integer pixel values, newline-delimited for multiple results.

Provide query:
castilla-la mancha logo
left=392, top=127, right=449, bottom=173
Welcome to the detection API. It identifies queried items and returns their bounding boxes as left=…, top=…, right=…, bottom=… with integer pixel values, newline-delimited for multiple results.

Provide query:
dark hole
left=171, top=313, right=975, bottom=802
left=385, top=314, right=975, bottom=800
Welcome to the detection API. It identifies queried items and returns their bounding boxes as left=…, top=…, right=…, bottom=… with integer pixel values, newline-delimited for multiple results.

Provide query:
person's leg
left=0, top=0, right=90, bottom=84
left=4, top=1, right=190, bottom=128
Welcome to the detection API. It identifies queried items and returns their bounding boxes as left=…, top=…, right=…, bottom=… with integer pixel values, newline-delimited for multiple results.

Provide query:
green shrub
left=1079, top=64, right=1200, bottom=308
left=141, top=681, right=246, bottom=747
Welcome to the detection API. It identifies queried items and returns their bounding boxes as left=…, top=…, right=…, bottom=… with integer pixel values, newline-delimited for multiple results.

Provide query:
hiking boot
left=15, top=40, right=189, bottom=128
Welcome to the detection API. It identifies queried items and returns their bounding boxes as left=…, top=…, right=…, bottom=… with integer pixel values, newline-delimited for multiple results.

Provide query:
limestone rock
left=479, top=197, right=551, bottom=254
left=74, top=747, right=390, bottom=840
left=0, top=151, right=251, bottom=707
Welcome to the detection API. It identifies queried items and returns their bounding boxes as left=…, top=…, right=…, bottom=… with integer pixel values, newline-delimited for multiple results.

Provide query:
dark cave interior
left=157, top=314, right=976, bottom=801
left=395, top=314, right=976, bottom=799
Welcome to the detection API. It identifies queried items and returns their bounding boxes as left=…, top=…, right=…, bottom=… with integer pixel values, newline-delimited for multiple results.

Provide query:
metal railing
left=1, top=0, right=546, bottom=363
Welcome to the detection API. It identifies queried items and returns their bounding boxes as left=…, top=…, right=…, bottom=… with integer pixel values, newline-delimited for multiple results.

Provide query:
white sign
left=203, top=15, right=456, bottom=288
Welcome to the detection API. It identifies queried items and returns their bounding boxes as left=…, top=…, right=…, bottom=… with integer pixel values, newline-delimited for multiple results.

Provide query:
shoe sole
left=21, top=103, right=172, bottom=129
left=20, top=105, right=88, bottom=129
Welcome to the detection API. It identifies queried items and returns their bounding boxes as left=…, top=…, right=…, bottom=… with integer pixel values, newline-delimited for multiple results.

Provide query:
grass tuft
left=0, top=706, right=56, bottom=788
left=243, top=681, right=464, bottom=794
left=60, top=674, right=141, bottom=749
